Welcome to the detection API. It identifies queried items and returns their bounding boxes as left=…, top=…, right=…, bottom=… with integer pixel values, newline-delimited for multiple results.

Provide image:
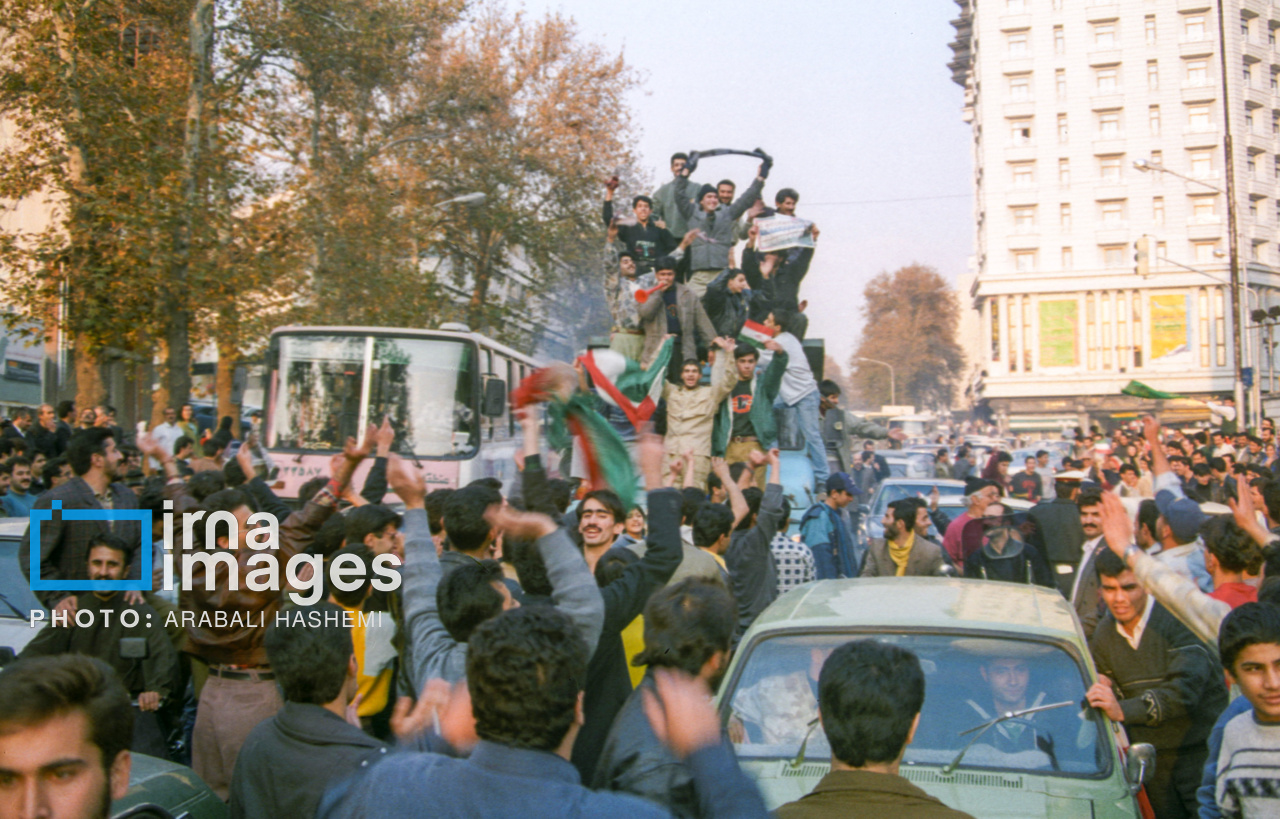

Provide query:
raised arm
left=714, top=457, right=750, bottom=530
left=727, top=173, right=765, bottom=221
left=707, top=338, right=739, bottom=404
left=673, top=173, right=695, bottom=220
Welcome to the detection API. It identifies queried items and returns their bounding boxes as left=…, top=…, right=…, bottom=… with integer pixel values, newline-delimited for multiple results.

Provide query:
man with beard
left=0, top=654, right=135, bottom=819
left=593, top=578, right=737, bottom=817
left=19, top=428, right=141, bottom=613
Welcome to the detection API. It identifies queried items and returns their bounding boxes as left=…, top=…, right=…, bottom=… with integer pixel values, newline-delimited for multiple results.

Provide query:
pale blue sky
left=523, top=0, right=975, bottom=364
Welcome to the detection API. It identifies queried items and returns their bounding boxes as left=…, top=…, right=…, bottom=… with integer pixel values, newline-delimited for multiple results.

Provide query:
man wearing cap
left=672, top=154, right=768, bottom=298
left=942, top=477, right=1000, bottom=574
left=638, top=255, right=720, bottom=377
left=799, top=473, right=863, bottom=579
left=602, top=180, right=679, bottom=277
left=1027, top=471, right=1087, bottom=598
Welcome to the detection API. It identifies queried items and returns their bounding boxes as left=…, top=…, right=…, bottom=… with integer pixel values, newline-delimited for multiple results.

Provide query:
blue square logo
left=29, top=501, right=154, bottom=592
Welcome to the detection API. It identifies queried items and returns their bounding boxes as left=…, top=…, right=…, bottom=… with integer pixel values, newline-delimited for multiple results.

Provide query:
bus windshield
left=270, top=333, right=478, bottom=457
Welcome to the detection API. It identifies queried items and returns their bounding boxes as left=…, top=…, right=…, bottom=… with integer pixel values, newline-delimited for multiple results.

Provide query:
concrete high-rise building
left=949, top=0, right=1280, bottom=432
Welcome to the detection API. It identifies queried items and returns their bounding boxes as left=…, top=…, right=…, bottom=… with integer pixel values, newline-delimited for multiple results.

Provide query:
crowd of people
left=4, top=158, right=1280, bottom=819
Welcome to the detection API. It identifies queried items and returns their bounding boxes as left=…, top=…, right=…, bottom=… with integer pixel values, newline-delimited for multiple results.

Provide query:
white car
left=0, top=518, right=46, bottom=664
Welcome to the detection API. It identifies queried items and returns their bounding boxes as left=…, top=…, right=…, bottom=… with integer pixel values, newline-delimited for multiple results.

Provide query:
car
left=0, top=518, right=45, bottom=664
left=881, top=452, right=936, bottom=479
left=858, top=478, right=967, bottom=543
left=716, top=578, right=1151, bottom=817
left=1, top=524, right=227, bottom=818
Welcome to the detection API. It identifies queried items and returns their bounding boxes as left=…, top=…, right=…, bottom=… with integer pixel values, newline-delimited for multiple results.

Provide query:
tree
left=848, top=264, right=962, bottom=411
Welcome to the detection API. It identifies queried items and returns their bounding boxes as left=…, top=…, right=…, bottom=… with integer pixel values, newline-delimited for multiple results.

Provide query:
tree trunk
left=73, top=335, right=105, bottom=411
left=215, top=303, right=240, bottom=438
left=150, top=339, right=171, bottom=428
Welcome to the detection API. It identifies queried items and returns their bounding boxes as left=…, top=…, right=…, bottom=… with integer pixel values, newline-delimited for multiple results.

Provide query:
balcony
left=1186, top=220, right=1223, bottom=241
left=1088, top=49, right=1122, bottom=67
left=1179, top=39, right=1216, bottom=58
left=1007, top=233, right=1040, bottom=251
left=1092, top=138, right=1127, bottom=155
left=1181, top=84, right=1217, bottom=103
left=1175, top=0, right=1211, bottom=11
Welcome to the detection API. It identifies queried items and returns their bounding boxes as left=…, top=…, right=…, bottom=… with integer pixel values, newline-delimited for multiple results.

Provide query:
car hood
left=741, top=759, right=1135, bottom=818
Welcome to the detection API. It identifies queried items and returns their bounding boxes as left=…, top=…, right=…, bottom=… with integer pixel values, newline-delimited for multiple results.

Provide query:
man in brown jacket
left=776, top=640, right=973, bottom=819
left=138, top=432, right=367, bottom=799
left=638, top=255, right=720, bottom=376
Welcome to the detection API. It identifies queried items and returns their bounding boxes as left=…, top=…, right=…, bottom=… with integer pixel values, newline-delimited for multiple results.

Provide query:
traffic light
left=1134, top=236, right=1150, bottom=277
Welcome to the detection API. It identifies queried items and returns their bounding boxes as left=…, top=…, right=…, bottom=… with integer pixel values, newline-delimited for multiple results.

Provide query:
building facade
left=950, top=0, right=1280, bottom=432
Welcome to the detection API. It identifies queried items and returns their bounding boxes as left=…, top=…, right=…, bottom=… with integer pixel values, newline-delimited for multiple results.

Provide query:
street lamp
left=856, top=357, right=896, bottom=406
left=1133, top=156, right=1247, bottom=427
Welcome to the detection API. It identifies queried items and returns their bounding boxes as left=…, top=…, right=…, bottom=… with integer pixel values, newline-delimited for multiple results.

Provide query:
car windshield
left=725, top=632, right=1105, bottom=777
left=871, top=483, right=966, bottom=517
left=885, top=455, right=934, bottom=478
left=0, top=537, right=43, bottom=617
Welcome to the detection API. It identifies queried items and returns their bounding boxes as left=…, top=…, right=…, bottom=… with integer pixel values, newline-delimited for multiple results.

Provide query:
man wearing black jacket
left=603, top=184, right=679, bottom=276
left=726, top=449, right=786, bottom=643
left=593, top=578, right=737, bottom=817
left=571, top=433, right=682, bottom=783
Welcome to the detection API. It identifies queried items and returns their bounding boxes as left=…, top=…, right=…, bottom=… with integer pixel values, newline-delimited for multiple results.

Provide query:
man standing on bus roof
left=602, top=177, right=678, bottom=277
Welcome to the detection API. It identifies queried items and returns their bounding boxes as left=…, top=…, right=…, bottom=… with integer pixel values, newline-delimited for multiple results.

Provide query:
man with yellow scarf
left=862, top=497, right=951, bottom=577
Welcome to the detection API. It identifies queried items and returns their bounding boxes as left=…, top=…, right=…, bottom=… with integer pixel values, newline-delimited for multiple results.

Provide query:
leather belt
left=612, top=329, right=644, bottom=336
left=209, top=665, right=275, bottom=682
left=730, top=436, right=759, bottom=443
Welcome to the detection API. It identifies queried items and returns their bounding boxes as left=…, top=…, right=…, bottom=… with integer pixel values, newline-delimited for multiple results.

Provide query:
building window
left=1102, top=246, right=1126, bottom=268
left=1149, top=105, right=1161, bottom=135
left=1244, top=63, right=1254, bottom=86
left=1007, top=30, right=1029, bottom=56
left=1186, top=58, right=1209, bottom=85
left=1007, top=0, right=1025, bottom=11
left=1094, top=21, right=1117, bottom=47
left=1194, top=241, right=1219, bottom=263
left=1099, top=155, right=1123, bottom=182
left=1056, top=68, right=1067, bottom=98
left=1216, top=288, right=1227, bottom=367
left=1273, top=111, right=1279, bottom=136
left=1250, top=199, right=1260, bottom=219
left=1062, top=247, right=1074, bottom=269
left=1012, top=206, right=1036, bottom=233
left=1275, top=200, right=1280, bottom=224
left=1054, top=25, right=1065, bottom=54
left=1099, top=199, right=1125, bottom=226
left=1190, top=149, right=1213, bottom=178
left=1012, top=162, right=1035, bottom=187
left=1273, top=69, right=1279, bottom=93
left=1248, top=154, right=1258, bottom=177
left=1060, top=202, right=1072, bottom=229
left=1156, top=241, right=1167, bottom=261
left=1097, top=109, right=1120, bottom=137
left=1246, top=109, right=1256, bottom=132
left=1185, top=14, right=1206, bottom=40
left=1146, top=60, right=1159, bottom=90
left=1096, top=66, right=1119, bottom=92
left=1153, top=196, right=1165, bottom=226
left=1014, top=251, right=1037, bottom=272
left=1188, top=103, right=1211, bottom=130
left=1275, top=155, right=1280, bottom=178
left=991, top=299, right=1001, bottom=363
left=1010, top=119, right=1033, bottom=145
left=1191, top=194, right=1218, bottom=222
left=1242, top=15, right=1252, bottom=39
left=1009, top=73, right=1032, bottom=102
left=1059, top=157, right=1070, bottom=185
left=1058, top=113, right=1069, bottom=142
left=1145, top=15, right=1157, bottom=44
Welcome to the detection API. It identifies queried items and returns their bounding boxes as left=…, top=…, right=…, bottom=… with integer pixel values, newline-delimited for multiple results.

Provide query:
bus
left=264, top=324, right=541, bottom=501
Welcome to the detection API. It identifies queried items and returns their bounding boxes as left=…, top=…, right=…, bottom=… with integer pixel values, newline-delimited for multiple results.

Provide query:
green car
left=716, top=578, right=1154, bottom=818
left=111, top=754, right=227, bottom=819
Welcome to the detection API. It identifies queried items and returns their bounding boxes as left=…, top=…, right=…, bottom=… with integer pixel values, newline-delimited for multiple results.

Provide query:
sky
left=521, top=0, right=976, bottom=368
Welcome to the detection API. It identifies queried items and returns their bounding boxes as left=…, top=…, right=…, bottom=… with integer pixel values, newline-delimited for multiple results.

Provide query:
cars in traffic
left=717, top=577, right=1151, bottom=818
left=858, top=478, right=967, bottom=544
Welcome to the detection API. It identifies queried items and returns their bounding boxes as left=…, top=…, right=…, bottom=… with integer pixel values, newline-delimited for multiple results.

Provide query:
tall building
left=950, top=0, right=1280, bottom=432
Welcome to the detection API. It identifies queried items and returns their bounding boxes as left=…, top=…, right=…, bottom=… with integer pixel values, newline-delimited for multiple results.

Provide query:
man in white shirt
left=1071, top=488, right=1110, bottom=639
left=759, top=307, right=825, bottom=492
left=148, top=407, right=183, bottom=470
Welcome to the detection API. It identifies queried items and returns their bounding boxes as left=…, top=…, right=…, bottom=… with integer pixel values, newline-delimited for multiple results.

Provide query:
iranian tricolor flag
left=578, top=339, right=674, bottom=429
left=738, top=319, right=775, bottom=350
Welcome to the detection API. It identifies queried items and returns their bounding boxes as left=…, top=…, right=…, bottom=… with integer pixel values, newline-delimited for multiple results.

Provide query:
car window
left=0, top=537, right=44, bottom=618
left=725, top=632, right=1105, bottom=777
left=871, top=484, right=966, bottom=517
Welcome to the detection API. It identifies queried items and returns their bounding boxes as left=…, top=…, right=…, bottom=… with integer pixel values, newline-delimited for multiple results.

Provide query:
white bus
left=264, top=325, right=541, bottom=500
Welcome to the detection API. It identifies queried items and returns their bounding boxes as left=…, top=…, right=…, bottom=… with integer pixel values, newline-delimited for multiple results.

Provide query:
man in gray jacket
left=651, top=152, right=704, bottom=239
left=638, top=256, right=721, bottom=375
left=673, top=155, right=770, bottom=297
left=391, top=454, right=604, bottom=689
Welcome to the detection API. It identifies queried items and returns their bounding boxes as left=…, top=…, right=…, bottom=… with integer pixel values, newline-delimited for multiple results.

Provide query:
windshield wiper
left=941, top=700, right=1075, bottom=775
left=0, top=590, right=28, bottom=619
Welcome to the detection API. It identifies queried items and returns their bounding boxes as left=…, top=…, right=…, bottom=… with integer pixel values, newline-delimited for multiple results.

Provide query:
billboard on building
left=1149, top=294, right=1191, bottom=363
left=1038, top=299, right=1078, bottom=368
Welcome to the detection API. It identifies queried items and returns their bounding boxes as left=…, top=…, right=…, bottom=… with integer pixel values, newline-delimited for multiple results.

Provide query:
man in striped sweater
left=1214, top=602, right=1280, bottom=818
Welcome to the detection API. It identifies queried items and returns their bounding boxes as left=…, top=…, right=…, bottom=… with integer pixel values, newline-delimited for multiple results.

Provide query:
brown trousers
left=725, top=440, right=766, bottom=490
left=192, top=673, right=282, bottom=800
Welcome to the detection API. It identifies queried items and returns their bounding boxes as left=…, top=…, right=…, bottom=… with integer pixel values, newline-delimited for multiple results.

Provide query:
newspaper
left=755, top=214, right=815, bottom=253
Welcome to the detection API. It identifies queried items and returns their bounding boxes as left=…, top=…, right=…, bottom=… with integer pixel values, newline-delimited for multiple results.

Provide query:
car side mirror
left=482, top=377, right=507, bottom=418
left=1125, top=743, right=1156, bottom=794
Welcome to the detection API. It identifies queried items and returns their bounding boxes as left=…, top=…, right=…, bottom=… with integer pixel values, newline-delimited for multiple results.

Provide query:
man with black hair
left=345, top=503, right=404, bottom=561
left=593, top=578, right=738, bottom=817
left=230, top=601, right=393, bottom=819
left=716, top=179, right=735, bottom=207
left=437, top=559, right=520, bottom=642
left=652, top=152, right=704, bottom=239
left=702, top=268, right=754, bottom=339
left=440, top=484, right=503, bottom=573
left=817, top=379, right=892, bottom=475
left=726, top=448, right=786, bottom=641
left=672, top=156, right=768, bottom=297
left=20, top=427, right=140, bottom=612
left=715, top=343, right=786, bottom=491
left=1008, top=456, right=1042, bottom=502
left=1202, top=516, right=1263, bottom=609
left=776, top=640, right=973, bottom=819
left=321, top=605, right=770, bottom=819
left=20, top=531, right=177, bottom=760
left=1202, top=602, right=1280, bottom=818
left=863, top=498, right=949, bottom=578
left=0, top=655, right=135, bottom=819
left=579, top=488, right=627, bottom=572
left=1086, top=548, right=1227, bottom=819
left=1187, top=462, right=1226, bottom=503
left=692, top=503, right=735, bottom=583
left=41, top=453, right=73, bottom=491
left=602, top=228, right=652, bottom=362
left=603, top=179, right=679, bottom=276
left=325, top=542, right=399, bottom=728
left=0, top=455, right=35, bottom=517
left=1071, top=488, right=1111, bottom=638
left=638, top=256, right=720, bottom=376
